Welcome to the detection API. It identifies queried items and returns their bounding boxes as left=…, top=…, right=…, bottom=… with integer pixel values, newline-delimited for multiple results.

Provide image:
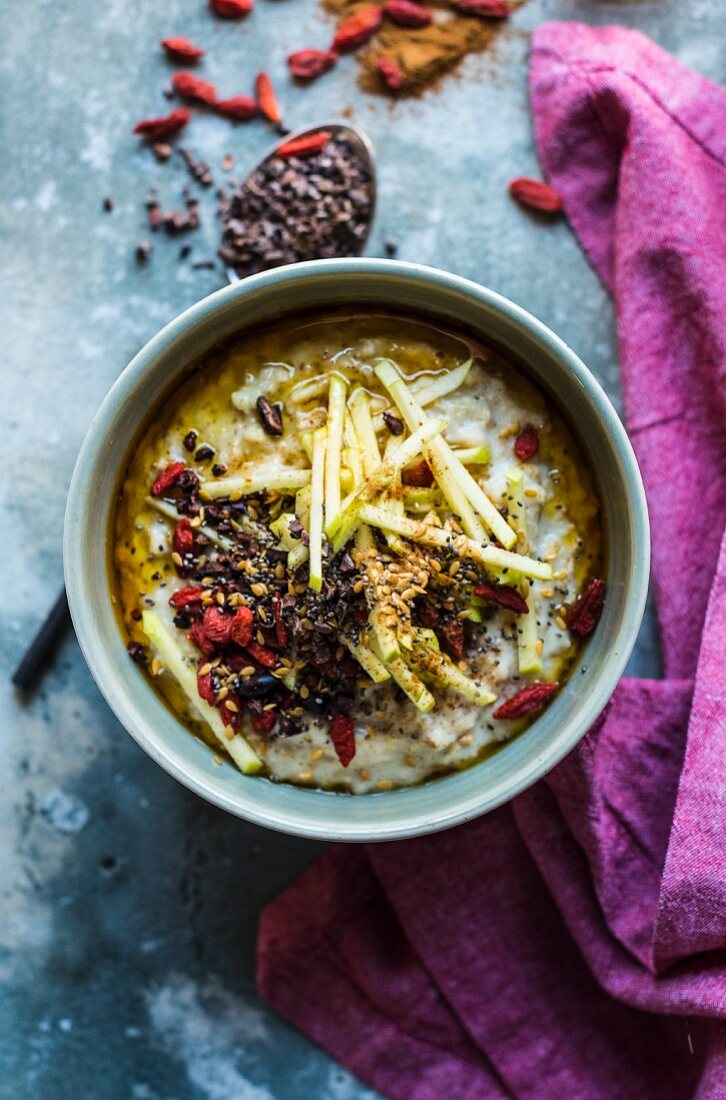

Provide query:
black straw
left=12, top=587, right=71, bottom=692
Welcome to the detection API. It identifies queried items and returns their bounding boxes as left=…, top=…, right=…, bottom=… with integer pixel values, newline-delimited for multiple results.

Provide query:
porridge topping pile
left=127, top=353, right=605, bottom=779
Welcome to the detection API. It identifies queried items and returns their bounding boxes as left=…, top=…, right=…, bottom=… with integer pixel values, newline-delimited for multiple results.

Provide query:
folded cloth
left=258, top=23, right=726, bottom=1099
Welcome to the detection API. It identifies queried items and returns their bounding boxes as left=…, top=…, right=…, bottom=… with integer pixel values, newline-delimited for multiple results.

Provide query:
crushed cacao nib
left=382, top=410, right=404, bottom=435
left=183, top=430, right=198, bottom=452
left=192, top=259, right=216, bottom=270
left=218, top=134, right=372, bottom=279
left=179, top=147, right=213, bottom=187
left=135, top=240, right=152, bottom=263
left=256, top=395, right=284, bottom=436
left=127, top=641, right=146, bottom=664
left=194, top=444, right=215, bottom=462
left=211, top=463, right=228, bottom=477
left=179, top=244, right=192, bottom=260
left=152, top=142, right=173, bottom=162
left=103, top=196, right=115, bottom=212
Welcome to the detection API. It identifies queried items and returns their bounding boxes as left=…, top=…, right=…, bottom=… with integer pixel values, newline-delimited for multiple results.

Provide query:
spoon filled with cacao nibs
left=218, top=121, right=376, bottom=281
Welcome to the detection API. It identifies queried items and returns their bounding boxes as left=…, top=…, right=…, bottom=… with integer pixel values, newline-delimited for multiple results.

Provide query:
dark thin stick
left=12, top=588, right=71, bottom=692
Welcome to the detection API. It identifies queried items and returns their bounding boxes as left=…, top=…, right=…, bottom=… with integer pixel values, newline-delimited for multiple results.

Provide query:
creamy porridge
left=113, top=312, right=604, bottom=792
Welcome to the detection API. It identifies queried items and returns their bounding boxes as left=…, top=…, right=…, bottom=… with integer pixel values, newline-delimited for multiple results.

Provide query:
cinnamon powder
left=323, top=0, right=523, bottom=97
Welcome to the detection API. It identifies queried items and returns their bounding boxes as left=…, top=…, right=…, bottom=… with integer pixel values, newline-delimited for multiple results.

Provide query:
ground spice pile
left=324, top=0, right=524, bottom=97
left=218, top=132, right=373, bottom=277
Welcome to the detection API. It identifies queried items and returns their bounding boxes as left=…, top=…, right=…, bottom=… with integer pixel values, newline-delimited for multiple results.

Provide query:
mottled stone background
left=1, top=0, right=722, bottom=1096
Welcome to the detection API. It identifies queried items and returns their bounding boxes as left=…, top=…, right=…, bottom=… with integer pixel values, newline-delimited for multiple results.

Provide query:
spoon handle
left=12, top=587, right=71, bottom=693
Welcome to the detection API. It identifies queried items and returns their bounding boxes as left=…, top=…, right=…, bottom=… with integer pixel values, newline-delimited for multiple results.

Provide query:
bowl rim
left=64, top=258, right=650, bottom=841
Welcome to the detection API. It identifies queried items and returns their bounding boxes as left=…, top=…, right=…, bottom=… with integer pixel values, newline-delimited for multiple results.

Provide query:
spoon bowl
left=224, top=119, right=377, bottom=284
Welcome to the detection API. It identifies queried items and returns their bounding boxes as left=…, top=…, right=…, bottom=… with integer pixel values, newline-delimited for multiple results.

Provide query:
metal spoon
left=223, top=119, right=377, bottom=283
left=12, top=121, right=377, bottom=693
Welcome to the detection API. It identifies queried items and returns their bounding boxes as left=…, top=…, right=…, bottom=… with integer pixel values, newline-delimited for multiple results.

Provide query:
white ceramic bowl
left=65, top=259, right=649, bottom=841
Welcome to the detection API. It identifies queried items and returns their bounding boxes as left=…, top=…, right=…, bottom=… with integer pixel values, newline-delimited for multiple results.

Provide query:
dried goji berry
left=250, top=708, right=277, bottom=734
left=197, top=667, right=216, bottom=704
left=384, top=0, right=431, bottom=26
left=568, top=579, right=606, bottom=638
left=209, top=0, right=253, bottom=15
left=439, top=619, right=465, bottom=659
left=332, top=6, right=383, bottom=51
left=173, top=518, right=195, bottom=557
left=514, top=424, right=539, bottom=461
left=215, top=95, right=258, bottom=120
left=188, top=620, right=216, bottom=656
left=287, top=48, right=337, bottom=81
left=453, top=0, right=511, bottom=16
left=508, top=177, right=563, bottom=214
left=277, top=131, right=332, bottom=158
left=202, top=606, right=233, bottom=645
left=230, top=606, right=254, bottom=648
left=493, top=682, right=559, bottom=719
left=169, top=585, right=205, bottom=609
left=245, top=640, right=277, bottom=668
left=150, top=461, right=186, bottom=497
left=255, top=72, right=282, bottom=125
left=133, top=108, right=191, bottom=141
left=161, top=37, right=205, bottom=61
left=171, top=71, right=217, bottom=105
left=474, top=583, right=528, bottom=614
left=220, top=702, right=242, bottom=731
left=330, top=713, right=356, bottom=767
left=402, top=460, right=434, bottom=487
left=376, top=57, right=405, bottom=90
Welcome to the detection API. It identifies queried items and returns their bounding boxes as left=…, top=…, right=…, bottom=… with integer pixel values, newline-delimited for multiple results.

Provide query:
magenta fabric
left=257, top=23, right=726, bottom=1098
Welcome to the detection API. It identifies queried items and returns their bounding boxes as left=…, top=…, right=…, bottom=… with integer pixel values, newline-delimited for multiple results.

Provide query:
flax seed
left=360, top=769, right=371, bottom=781
left=241, top=665, right=256, bottom=677
left=376, top=779, right=393, bottom=791
left=225, top=699, right=238, bottom=713
left=517, top=530, right=526, bottom=545
left=298, top=771, right=313, bottom=781
left=553, top=570, right=568, bottom=581
left=541, top=588, right=554, bottom=598
left=216, top=686, right=229, bottom=702
left=171, top=551, right=183, bottom=567
left=310, top=748, right=323, bottom=761
left=251, top=582, right=267, bottom=597
left=199, top=662, right=213, bottom=676
left=555, top=615, right=567, bottom=631
left=536, top=638, right=544, bottom=655
left=524, top=488, right=538, bottom=498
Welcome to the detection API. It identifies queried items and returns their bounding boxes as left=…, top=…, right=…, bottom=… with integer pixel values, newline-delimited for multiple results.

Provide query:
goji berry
left=173, top=518, right=195, bottom=557
left=161, top=37, right=205, bottom=61
left=402, top=460, right=434, bottom=487
left=255, top=72, right=282, bottom=125
left=245, top=640, right=277, bottom=668
left=150, top=461, right=186, bottom=497
left=453, top=0, right=511, bottom=16
left=220, top=702, right=242, bottom=731
left=568, top=579, right=606, bottom=638
left=250, top=708, right=277, bottom=734
left=171, top=71, right=217, bottom=105
left=202, top=606, right=233, bottom=645
left=508, top=177, right=563, bottom=214
left=474, top=583, right=528, bottom=614
left=197, top=667, right=216, bottom=704
left=133, top=108, right=190, bottom=141
left=330, top=714, right=356, bottom=767
left=384, top=0, right=431, bottom=26
left=493, top=682, right=559, bottom=719
left=277, top=131, right=332, bottom=158
left=332, top=6, right=383, bottom=51
left=215, top=95, right=258, bottom=120
left=188, top=620, right=216, bottom=656
left=514, top=424, right=539, bottom=461
left=169, top=585, right=205, bottom=609
left=376, top=57, right=405, bottom=90
left=287, top=49, right=337, bottom=81
left=230, top=606, right=254, bottom=648
left=209, top=0, right=253, bottom=15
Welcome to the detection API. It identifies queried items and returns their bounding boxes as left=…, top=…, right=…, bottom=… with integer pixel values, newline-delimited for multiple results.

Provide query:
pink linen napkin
left=258, top=23, right=726, bottom=1098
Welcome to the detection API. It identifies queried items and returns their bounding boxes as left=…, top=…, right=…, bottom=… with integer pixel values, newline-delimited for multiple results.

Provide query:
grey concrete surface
left=1, top=0, right=722, bottom=1096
